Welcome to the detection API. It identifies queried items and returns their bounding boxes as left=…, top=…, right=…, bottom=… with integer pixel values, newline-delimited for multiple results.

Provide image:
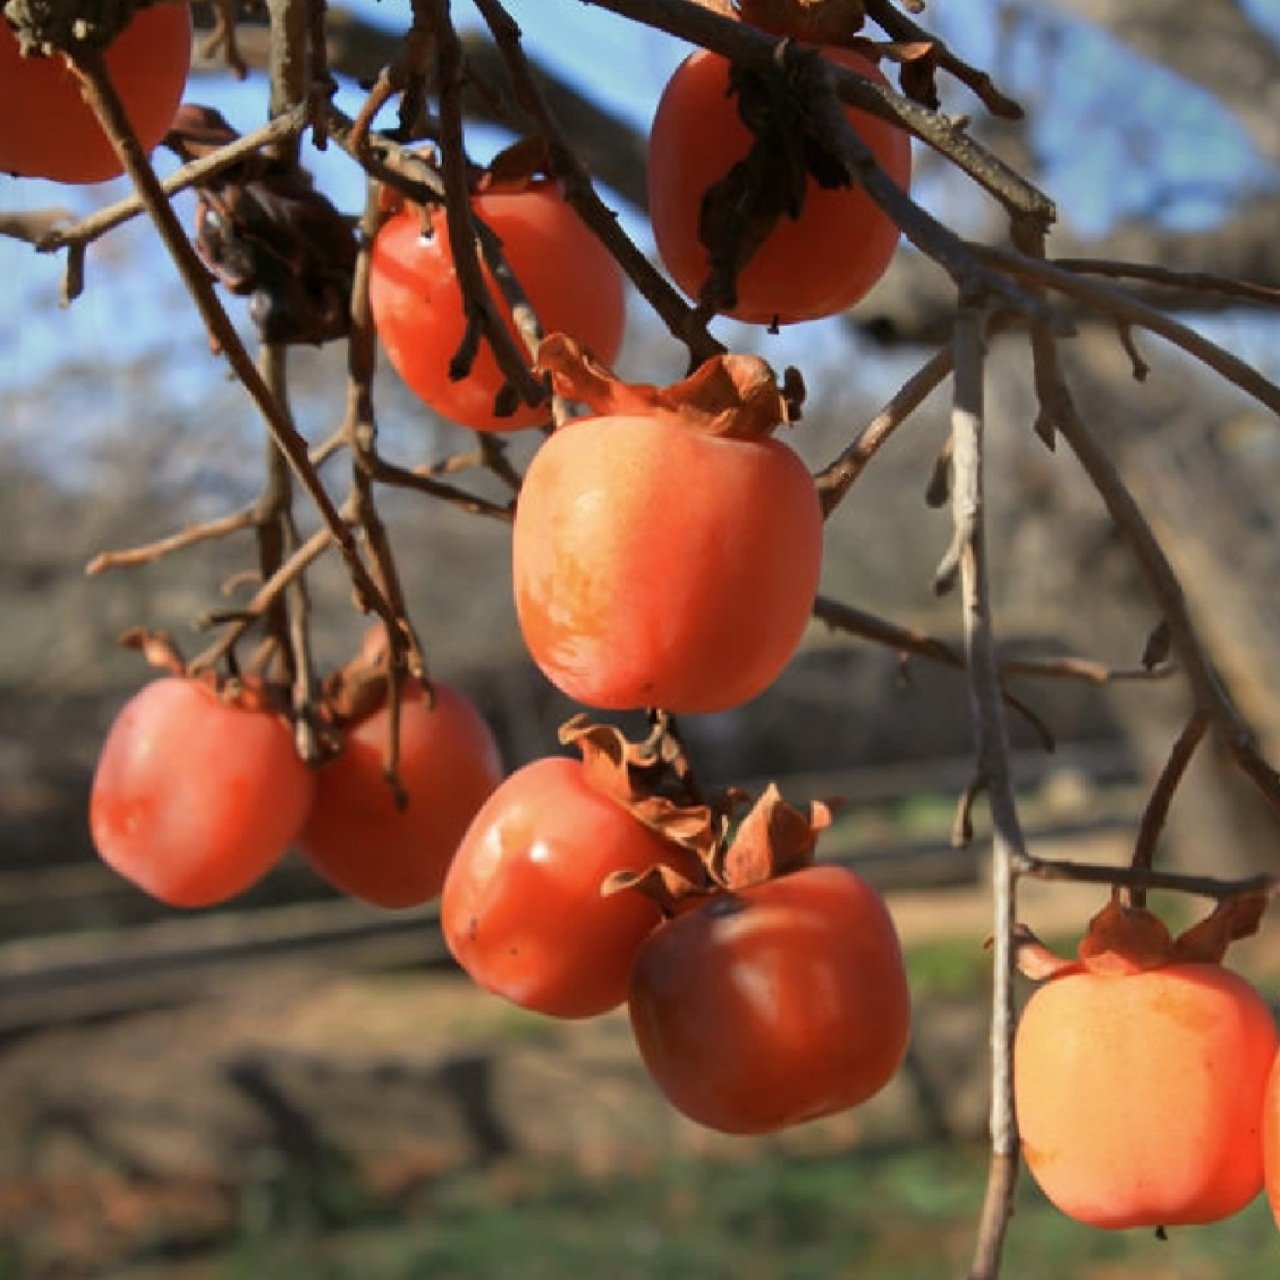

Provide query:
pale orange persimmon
left=1015, top=960, right=1278, bottom=1230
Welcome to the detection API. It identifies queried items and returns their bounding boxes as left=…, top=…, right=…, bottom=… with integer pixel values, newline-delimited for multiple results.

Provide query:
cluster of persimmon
left=56, top=2, right=920, bottom=1135
left=1014, top=896, right=1280, bottom=1237
left=358, top=0, right=918, bottom=1133
left=88, top=628, right=505, bottom=912
left=17, top=0, right=1280, bottom=1204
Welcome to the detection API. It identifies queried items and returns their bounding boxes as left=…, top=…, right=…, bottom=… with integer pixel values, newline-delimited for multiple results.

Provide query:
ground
left=2, top=837, right=1278, bottom=1279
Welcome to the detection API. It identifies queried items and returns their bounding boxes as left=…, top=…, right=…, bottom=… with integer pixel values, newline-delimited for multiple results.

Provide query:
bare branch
left=947, top=305, right=1023, bottom=1280
left=63, top=46, right=398, bottom=633
left=1127, top=711, right=1212, bottom=909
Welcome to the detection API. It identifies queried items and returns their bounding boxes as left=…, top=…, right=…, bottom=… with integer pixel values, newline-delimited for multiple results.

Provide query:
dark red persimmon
left=1016, top=959, right=1278, bottom=1229
left=512, top=344, right=823, bottom=714
left=441, top=756, right=700, bottom=1018
left=298, top=681, right=503, bottom=909
left=0, top=5, right=192, bottom=184
left=368, top=178, right=627, bottom=431
left=89, top=677, right=315, bottom=908
left=628, top=864, right=911, bottom=1134
left=648, top=46, right=911, bottom=324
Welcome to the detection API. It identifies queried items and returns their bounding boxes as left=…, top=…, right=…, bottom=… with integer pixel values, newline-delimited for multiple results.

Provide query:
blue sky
left=2, top=0, right=1277, bottom=437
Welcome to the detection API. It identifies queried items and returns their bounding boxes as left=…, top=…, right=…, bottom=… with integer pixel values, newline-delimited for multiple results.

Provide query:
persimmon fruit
left=512, top=340, right=823, bottom=713
left=440, top=756, right=700, bottom=1019
left=368, top=177, right=627, bottom=432
left=1015, top=957, right=1278, bottom=1229
left=89, top=676, right=315, bottom=908
left=0, top=4, right=192, bottom=184
left=648, top=45, right=911, bottom=324
left=628, top=864, right=911, bottom=1134
left=1263, top=1049, right=1280, bottom=1231
left=298, top=680, right=504, bottom=909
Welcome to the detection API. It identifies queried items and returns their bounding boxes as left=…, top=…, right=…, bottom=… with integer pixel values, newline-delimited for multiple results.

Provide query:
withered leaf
left=713, top=782, right=837, bottom=890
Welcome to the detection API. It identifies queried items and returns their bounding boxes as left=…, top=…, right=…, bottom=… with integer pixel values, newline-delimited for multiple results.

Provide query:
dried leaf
left=170, top=104, right=356, bottom=347
left=1173, top=893, right=1270, bottom=964
left=558, top=714, right=723, bottom=864
left=713, top=783, right=836, bottom=890
left=696, top=45, right=854, bottom=314
left=537, top=333, right=788, bottom=440
left=734, top=0, right=866, bottom=42
left=1011, top=923, right=1078, bottom=981
left=478, top=137, right=553, bottom=192
left=1076, top=897, right=1176, bottom=974
left=601, top=863, right=712, bottom=917
left=118, top=627, right=188, bottom=676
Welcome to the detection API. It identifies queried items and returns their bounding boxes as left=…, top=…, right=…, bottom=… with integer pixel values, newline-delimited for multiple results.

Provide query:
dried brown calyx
left=117, top=626, right=292, bottom=715
left=1014, top=891, right=1271, bottom=981
left=568, top=714, right=839, bottom=915
left=537, top=332, right=797, bottom=441
left=319, top=622, right=430, bottom=727
left=734, top=0, right=866, bottom=43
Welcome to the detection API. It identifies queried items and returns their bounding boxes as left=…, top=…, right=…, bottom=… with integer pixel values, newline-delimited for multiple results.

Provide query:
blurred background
left=2, top=0, right=1279, bottom=1275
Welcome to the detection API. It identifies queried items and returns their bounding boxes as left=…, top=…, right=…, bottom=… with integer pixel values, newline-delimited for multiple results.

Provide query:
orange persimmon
left=0, top=4, right=192, bottom=184
left=648, top=42, right=910, bottom=325
left=1015, top=903, right=1278, bottom=1230
left=512, top=337, right=822, bottom=714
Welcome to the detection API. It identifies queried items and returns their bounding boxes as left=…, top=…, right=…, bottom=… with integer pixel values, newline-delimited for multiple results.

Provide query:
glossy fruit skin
left=368, top=181, right=627, bottom=431
left=1015, top=963, right=1278, bottom=1229
left=441, top=756, right=699, bottom=1018
left=298, top=682, right=503, bottom=909
left=1263, top=1050, right=1280, bottom=1231
left=89, top=677, right=316, bottom=908
left=648, top=47, right=911, bottom=325
left=0, top=5, right=192, bottom=184
left=512, top=410, right=822, bottom=713
left=628, top=864, right=911, bottom=1134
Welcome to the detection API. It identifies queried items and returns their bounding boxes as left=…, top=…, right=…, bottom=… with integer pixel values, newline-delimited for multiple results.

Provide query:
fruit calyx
left=1014, top=891, right=1270, bottom=980
left=537, top=333, right=790, bottom=441
left=568, top=716, right=837, bottom=914
left=709, top=783, right=837, bottom=891
left=561, top=715, right=724, bottom=865
left=474, top=136, right=556, bottom=196
left=734, top=0, right=866, bottom=43
left=117, top=626, right=293, bottom=716
left=4, top=0, right=134, bottom=56
left=321, top=623, right=432, bottom=726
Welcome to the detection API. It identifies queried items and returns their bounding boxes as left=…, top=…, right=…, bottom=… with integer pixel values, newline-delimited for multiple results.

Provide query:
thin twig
left=22, top=108, right=308, bottom=257
left=472, top=0, right=725, bottom=367
left=1050, top=257, right=1280, bottom=309
left=1015, top=852, right=1276, bottom=903
left=864, top=0, right=1024, bottom=120
left=85, top=507, right=259, bottom=575
left=342, top=179, right=427, bottom=690
left=427, top=0, right=548, bottom=413
left=946, top=305, right=1023, bottom=1280
left=815, top=343, right=954, bottom=515
left=64, top=47, right=397, bottom=632
left=1127, top=710, right=1211, bottom=910
left=978, top=244, right=1280, bottom=418
left=576, top=0, right=1057, bottom=223
left=1031, top=335, right=1280, bottom=817
left=191, top=527, right=333, bottom=672
left=813, top=595, right=1170, bottom=689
